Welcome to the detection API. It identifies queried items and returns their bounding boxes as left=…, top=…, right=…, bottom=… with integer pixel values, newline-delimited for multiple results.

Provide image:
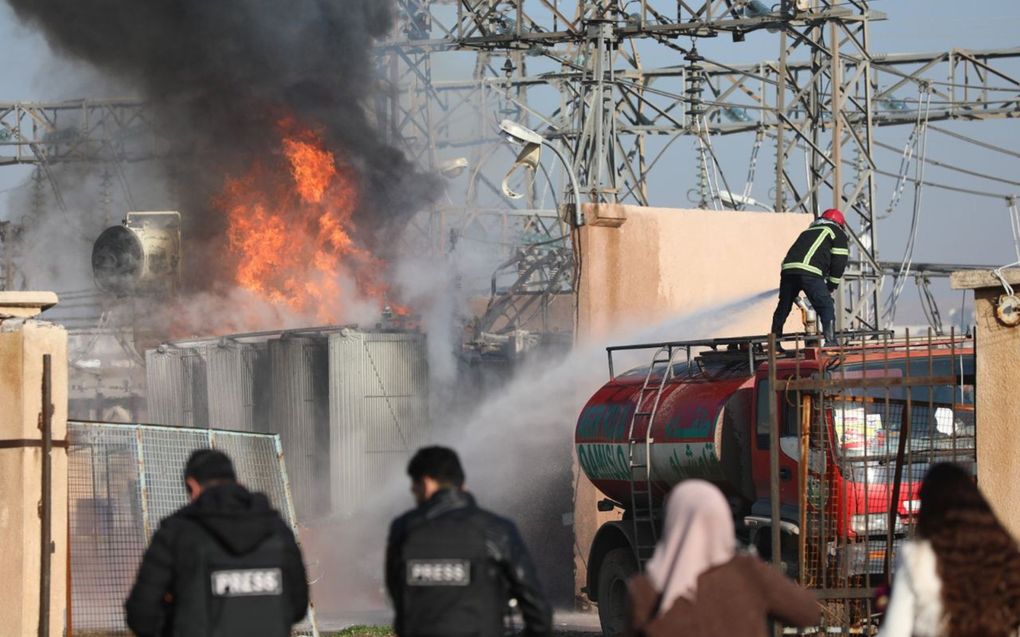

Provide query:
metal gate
left=66, top=421, right=319, bottom=636
left=765, top=329, right=975, bottom=632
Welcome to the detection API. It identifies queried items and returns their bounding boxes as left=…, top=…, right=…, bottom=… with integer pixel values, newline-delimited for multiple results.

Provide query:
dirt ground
left=320, top=609, right=602, bottom=636
left=328, top=627, right=595, bottom=631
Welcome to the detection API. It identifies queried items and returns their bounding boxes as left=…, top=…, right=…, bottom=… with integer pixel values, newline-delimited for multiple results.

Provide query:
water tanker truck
left=575, top=333, right=974, bottom=635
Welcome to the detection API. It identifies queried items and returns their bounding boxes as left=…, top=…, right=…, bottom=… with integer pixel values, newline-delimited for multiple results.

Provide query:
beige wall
left=577, top=204, right=812, bottom=339
left=951, top=269, right=1020, bottom=539
left=572, top=204, right=812, bottom=600
left=0, top=318, right=69, bottom=636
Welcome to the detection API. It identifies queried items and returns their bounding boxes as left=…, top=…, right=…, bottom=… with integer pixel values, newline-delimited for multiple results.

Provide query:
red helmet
left=821, top=208, right=846, bottom=227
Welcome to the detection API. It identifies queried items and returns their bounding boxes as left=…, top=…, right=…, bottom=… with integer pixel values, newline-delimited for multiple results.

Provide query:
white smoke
left=305, top=288, right=780, bottom=618
left=451, top=288, right=781, bottom=498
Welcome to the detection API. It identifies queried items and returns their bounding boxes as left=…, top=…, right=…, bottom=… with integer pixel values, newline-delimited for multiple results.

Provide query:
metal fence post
left=135, top=427, right=152, bottom=540
left=39, top=355, right=52, bottom=637
left=768, top=335, right=781, bottom=571
left=768, top=336, right=783, bottom=637
left=274, top=434, right=320, bottom=637
left=885, top=329, right=912, bottom=578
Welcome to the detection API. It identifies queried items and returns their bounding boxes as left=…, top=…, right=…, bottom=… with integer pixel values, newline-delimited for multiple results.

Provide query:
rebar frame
left=770, top=328, right=974, bottom=631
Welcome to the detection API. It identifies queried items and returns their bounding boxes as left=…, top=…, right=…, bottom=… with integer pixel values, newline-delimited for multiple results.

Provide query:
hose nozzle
left=794, top=296, right=817, bottom=334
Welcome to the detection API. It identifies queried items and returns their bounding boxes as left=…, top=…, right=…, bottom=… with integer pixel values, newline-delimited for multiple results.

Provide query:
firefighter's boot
left=822, top=321, right=836, bottom=347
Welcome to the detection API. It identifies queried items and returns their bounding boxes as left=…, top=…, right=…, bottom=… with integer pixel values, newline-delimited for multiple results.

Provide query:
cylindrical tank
left=328, top=329, right=430, bottom=517
left=145, top=344, right=208, bottom=428
left=205, top=340, right=269, bottom=433
left=92, top=211, right=181, bottom=295
left=268, top=336, right=329, bottom=521
left=574, top=368, right=757, bottom=506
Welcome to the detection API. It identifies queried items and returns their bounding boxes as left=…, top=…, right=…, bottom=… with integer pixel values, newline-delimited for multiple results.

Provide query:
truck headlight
left=851, top=513, right=904, bottom=535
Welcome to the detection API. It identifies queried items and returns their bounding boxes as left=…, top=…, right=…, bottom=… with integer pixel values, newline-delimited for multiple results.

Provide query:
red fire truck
left=575, top=333, right=974, bottom=634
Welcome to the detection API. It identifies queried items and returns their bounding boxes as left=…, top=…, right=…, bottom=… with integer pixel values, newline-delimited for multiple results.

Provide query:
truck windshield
left=826, top=355, right=975, bottom=467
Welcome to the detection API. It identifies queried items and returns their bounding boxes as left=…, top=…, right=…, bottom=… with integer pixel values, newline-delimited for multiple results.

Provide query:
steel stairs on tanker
left=625, top=346, right=685, bottom=567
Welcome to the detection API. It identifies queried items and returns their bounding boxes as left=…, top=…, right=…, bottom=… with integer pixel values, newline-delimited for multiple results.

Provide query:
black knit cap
left=184, top=449, right=237, bottom=486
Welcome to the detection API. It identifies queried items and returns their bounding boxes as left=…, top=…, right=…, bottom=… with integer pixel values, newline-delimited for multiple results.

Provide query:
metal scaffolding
left=375, top=1, right=1020, bottom=331
left=2, top=5, right=1020, bottom=331
left=0, top=100, right=165, bottom=166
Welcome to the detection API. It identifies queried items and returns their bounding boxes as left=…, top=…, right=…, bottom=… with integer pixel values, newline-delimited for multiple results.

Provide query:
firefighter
left=125, top=449, right=309, bottom=637
left=386, top=446, right=553, bottom=637
left=770, top=208, right=850, bottom=346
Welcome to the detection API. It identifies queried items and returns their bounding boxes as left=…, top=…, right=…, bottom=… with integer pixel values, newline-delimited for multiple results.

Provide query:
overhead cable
left=874, top=139, right=1020, bottom=188
left=929, top=125, right=1020, bottom=160
left=1008, top=197, right=1020, bottom=263
left=741, top=127, right=765, bottom=203
left=868, top=165, right=1012, bottom=200
left=880, top=86, right=929, bottom=220
left=886, top=87, right=933, bottom=325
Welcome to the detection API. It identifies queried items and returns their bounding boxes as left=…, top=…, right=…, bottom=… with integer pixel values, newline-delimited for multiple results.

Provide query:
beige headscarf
left=644, top=480, right=736, bottom=612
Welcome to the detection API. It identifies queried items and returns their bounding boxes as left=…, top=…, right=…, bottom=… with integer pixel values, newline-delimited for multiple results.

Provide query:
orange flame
left=282, top=137, right=336, bottom=204
left=217, top=119, right=395, bottom=324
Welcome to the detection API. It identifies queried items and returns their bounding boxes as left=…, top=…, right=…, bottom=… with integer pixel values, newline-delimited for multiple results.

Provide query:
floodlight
left=719, top=190, right=774, bottom=212
left=439, top=157, right=469, bottom=178
left=499, top=119, right=544, bottom=146
left=498, top=119, right=584, bottom=227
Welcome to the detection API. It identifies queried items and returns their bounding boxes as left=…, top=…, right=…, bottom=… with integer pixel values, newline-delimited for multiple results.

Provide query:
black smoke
left=6, top=0, right=439, bottom=286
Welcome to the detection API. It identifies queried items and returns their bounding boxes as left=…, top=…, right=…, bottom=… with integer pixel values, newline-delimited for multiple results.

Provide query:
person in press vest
left=125, top=449, right=309, bottom=637
left=385, top=446, right=553, bottom=637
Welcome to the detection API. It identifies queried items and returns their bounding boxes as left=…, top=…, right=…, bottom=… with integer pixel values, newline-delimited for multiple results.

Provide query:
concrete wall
left=577, top=203, right=812, bottom=338
left=0, top=299, right=68, bottom=635
left=951, top=268, right=1020, bottom=539
left=573, top=204, right=811, bottom=601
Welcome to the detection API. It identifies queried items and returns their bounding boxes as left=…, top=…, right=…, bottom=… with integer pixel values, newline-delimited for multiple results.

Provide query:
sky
left=1, top=1, right=1019, bottom=328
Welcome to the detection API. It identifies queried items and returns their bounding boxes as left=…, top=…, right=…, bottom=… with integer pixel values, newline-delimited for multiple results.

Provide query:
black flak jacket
left=386, top=488, right=553, bottom=637
left=125, top=483, right=309, bottom=637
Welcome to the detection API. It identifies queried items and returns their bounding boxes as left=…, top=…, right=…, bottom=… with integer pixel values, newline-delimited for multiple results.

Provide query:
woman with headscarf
left=627, top=480, right=819, bottom=637
left=877, top=463, right=1020, bottom=637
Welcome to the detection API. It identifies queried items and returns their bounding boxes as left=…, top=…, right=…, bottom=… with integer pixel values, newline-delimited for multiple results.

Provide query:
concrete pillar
left=951, top=268, right=1020, bottom=538
left=0, top=292, right=68, bottom=636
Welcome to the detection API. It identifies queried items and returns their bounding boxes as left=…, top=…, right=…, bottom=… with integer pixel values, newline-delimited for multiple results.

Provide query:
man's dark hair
left=184, top=449, right=237, bottom=486
left=407, top=446, right=465, bottom=488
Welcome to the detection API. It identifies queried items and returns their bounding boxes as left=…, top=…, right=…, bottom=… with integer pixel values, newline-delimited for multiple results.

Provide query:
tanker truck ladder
left=626, top=345, right=687, bottom=566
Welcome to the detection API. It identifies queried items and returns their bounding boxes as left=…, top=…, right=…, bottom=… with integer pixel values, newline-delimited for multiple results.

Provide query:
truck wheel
left=597, top=548, right=638, bottom=637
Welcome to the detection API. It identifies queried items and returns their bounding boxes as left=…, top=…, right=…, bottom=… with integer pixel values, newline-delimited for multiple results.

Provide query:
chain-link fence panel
left=67, top=421, right=319, bottom=636
left=211, top=429, right=298, bottom=524
left=68, top=425, right=146, bottom=634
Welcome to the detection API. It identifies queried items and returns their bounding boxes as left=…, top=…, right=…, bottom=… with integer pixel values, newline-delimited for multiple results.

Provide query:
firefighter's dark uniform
left=386, top=488, right=553, bottom=637
left=125, top=483, right=309, bottom=637
left=770, top=217, right=850, bottom=342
